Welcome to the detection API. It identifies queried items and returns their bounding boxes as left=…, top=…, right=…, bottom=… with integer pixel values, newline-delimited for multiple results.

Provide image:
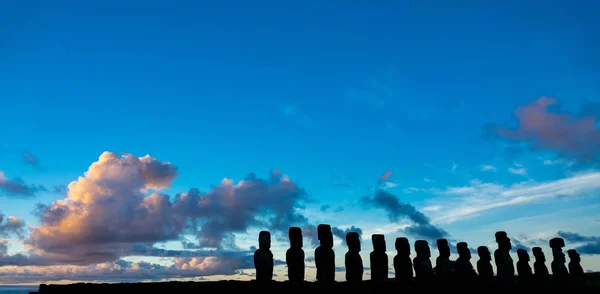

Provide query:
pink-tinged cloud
left=494, top=97, right=600, bottom=162
left=0, top=213, right=25, bottom=238
left=378, top=171, right=392, bottom=184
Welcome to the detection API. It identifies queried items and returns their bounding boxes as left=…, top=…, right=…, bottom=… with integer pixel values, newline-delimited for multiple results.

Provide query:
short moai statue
left=286, top=227, right=305, bottom=282
left=434, top=238, right=453, bottom=282
left=254, top=231, right=274, bottom=282
left=413, top=240, right=434, bottom=285
left=455, top=242, right=477, bottom=286
left=516, top=249, right=533, bottom=285
left=477, top=246, right=494, bottom=284
left=315, top=224, right=335, bottom=283
left=532, top=247, right=549, bottom=285
left=549, top=237, right=569, bottom=286
left=370, top=234, right=388, bottom=282
left=393, top=237, right=413, bottom=284
left=494, top=231, right=515, bottom=283
left=345, top=232, right=363, bottom=282
left=567, top=249, right=585, bottom=287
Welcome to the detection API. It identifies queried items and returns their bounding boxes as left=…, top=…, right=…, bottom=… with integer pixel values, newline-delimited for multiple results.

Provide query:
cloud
left=0, top=171, right=45, bottom=197
left=492, top=97, right=600, bottom=164
left=481, top=165, right=496, bottom=172
left=23, top=152, right=40, bottom=169
left=331, top=226, right=363, bottom=245
left=557, top=231, right=600, bottom=254
left=0, top=240, right=7, bottom=256
left=378, top=171, right=392, bottom=185
left=320, top=205, right=330, bottom=212
left=281, top=104, right=314, bottom=128
left=427, top=172, right=600, bottom=224
left=360, top=189, right=447, bottom=241
left=508, top=167, right=527, bottom=176
left=0, top=213, right=25, bottom=239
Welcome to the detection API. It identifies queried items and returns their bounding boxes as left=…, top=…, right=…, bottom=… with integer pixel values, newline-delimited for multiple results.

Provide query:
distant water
left=0, top=286, right=39, bottom=294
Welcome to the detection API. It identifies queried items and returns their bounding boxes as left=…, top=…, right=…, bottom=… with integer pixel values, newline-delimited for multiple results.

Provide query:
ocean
left=0, top=286, right=39, bottom=294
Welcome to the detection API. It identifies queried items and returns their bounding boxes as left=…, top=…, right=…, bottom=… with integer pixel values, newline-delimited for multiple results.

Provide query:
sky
left=1, top=0, right=600, bottom=285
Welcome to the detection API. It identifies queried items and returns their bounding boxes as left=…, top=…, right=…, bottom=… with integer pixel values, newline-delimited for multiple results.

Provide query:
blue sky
left=1, top=0, right=599, bottom=285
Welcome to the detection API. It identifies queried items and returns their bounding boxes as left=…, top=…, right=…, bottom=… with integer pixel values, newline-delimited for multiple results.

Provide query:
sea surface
left=0, top=286, right=39, bottom=294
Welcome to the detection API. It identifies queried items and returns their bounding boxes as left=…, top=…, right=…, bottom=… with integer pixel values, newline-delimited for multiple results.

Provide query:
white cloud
left=508, top=167, right=527, bottom=176
left=423, top=178, right=434, bottom=182
left=481, top=165, right=496, bottom=172
left=426, top=172, right=600, bottom=224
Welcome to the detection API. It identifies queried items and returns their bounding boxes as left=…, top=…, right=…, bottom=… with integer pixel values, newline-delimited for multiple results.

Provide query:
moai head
left=414, top=240, right=430, bottom=258
left=477, top=246, right=491, bottom=261
left=289, top=227, right=303, bottom=248
left=532, top=247, right=545, bottom=262
left=436, top=238, right=450, bottom=258
left=372, top=234, right=386, bottom=252
left=495, top=231, right=512, bottom=251
left=317, top=224, right=333, bottom=248
left=517, top=249, right=530, bottom=262
left=567, top=249, right=580, bottom=263
left=346, top=232, right=361, bottom=252
left=549, top=237, right=565, bottom=263
left=457, top=242, right=471, bottom=260
left=259, top=231, right=271, bottom=250
left=395, top=237, right=410, bottom=256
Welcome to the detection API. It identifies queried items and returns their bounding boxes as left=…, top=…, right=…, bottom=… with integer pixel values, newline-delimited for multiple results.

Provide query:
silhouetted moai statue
left=477, top=246, right=494, bottom=285
left=393, top=237, right=413, bottom=284
left=532, top=247, right=549, bottom=285
left=494, top=231, right=515, bottom=285
left=454, top=242, right=477, bottom=287
left=315, top=224, right=335, bottom=283
left=286, top=227, right=305, bottom=282
left=549, top=237, right=569, bottom=286
left=434, top=238, right=453, bottom=283
left=370, top=234, right=388, bottom=282
left=413, top=240, right=434, bottom=285
left=516, top=249, right=533, bottom=286
left=254, top=231, right=274, bottom=282
left=567, top=249, right=585, bottom=287
left=345, top=232, right=363, bottom=282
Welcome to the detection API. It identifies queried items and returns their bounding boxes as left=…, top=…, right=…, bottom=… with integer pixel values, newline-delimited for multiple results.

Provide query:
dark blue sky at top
left=1, top=0, right=599, bottom=222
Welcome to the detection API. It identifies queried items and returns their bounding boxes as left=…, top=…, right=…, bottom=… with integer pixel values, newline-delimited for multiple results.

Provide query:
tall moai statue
left=516, top=249, right=533, bottom=285
left=413, top=240, right=434, bottom=284
left=286, top=227, right=305, bottom=282
left=549, top=237, right=569, bottom=285
left=476, top=246, right=494, bottom=284
left=532, top=246, right=549, bottom=285
left=345, top=232, right=363, bottom=282
left=494, top=231, right=515, bottom=282
left=567, top=249, right=585, bottom=287
left=434, top=238, right=453, bottom=282
left=393, top=237, right=413, bottom=284
left=254, top=231, right=274, bottom=282
left=315, top=224, right=335, bottom=283
left=370, top=234, right=388, bottom=282
left=455, top=242, right=477, bottom=282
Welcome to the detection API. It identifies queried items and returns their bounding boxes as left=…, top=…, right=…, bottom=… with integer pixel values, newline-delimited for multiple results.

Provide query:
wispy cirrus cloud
left=424, top=172, right=600, bottom=224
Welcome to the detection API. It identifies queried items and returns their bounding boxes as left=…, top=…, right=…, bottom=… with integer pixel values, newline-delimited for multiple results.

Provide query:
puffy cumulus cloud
left=0, top=256, right=260, bottom=284
left=0, top=212, right=25, bottom=238
left=0, top=171, right=45, bottom=197
left=492, top=97, right=600, bottom=164
left=360, top=189, right=448, bottom=241
left=25, top=152, right=182, bottom=265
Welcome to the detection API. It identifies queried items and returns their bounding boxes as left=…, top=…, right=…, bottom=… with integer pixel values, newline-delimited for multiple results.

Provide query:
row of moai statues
left=253, top=225, right=586, bottom=287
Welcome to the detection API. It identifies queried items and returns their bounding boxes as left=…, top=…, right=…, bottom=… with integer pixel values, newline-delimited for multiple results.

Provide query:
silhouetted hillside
left=31, top=272, right=600, bottom=294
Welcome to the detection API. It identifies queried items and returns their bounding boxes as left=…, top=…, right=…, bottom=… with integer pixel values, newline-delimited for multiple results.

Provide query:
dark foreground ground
left=32, top=273, right=600, bottom=294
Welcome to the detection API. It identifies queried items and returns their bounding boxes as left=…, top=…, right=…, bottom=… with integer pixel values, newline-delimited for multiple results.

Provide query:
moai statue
left=413, top=240, right=434, bottom=284
left=370, top=234, right=388, bottom=282
left=477, top=246, right=494, bottom=284
left=434, top=238, right=453, bottom=282
left=516, top=249, right=533, bottom=285
left=315, top=224, right=335, bottom=283
left=393, top=237, right=413, bottom=284
left=549, top=237, right=569, bottom=286
left=254, top=231, right=274, bottom=282
left=286, top=227, right=305, bottom=282
left=494, top=231, right=515, bottom=282
left=567, top=249, right=585, bottom=287
left=455, top=242, right=476, bottom=278
left=345, top=232, right=363, bottom=282
left=532, top=247, right=549, bottom=285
